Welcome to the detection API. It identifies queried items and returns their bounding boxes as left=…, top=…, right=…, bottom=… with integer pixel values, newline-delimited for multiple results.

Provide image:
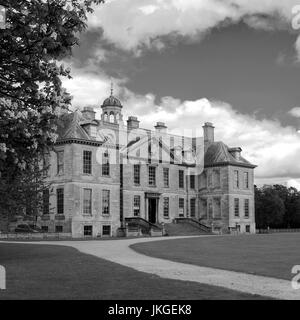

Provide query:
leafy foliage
left=255, top=184, right=300, bottom=229
left=0, top=0, right=104, bottom=220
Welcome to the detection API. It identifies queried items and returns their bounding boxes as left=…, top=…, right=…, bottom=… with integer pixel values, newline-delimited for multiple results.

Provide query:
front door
left=148, top=198, right=157, bottom=224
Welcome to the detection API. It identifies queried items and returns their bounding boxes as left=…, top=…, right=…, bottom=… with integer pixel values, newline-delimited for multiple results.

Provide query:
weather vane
left=110, top=80, right=114, bottom=96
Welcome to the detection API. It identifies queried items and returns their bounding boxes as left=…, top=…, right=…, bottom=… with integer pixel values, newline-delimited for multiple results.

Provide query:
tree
left=255, top=185, right=285, bottom=228
left=255, top=184, right=300, bottom=229
left=0, top=0, right=104, bottom=223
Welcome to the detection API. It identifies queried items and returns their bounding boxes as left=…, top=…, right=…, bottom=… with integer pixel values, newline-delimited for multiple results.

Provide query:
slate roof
left=204, top=141, right=256, bottom=168
left=56, top=111, right=91, bottom=140
left=102, top=95, right=123, bottom=108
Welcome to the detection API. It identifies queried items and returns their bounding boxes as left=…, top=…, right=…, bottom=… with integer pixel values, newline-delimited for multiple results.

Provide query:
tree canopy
left=0, top=0, right=104, bottom=218
left=255, top=184, right=300, bottom=229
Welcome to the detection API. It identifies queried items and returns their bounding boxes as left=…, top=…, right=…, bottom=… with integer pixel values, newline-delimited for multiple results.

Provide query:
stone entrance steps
left=164, top=221, right=211, bottom=236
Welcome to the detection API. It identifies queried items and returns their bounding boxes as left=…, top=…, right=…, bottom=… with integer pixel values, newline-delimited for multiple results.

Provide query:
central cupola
left=101, top=83, right=123, bottom=124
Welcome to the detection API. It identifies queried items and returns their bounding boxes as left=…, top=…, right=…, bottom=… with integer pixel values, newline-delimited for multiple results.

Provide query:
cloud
left=287, top=179, right=300, bottom=189
left=288, top=106, right=300, bottom=118
left=88, top=0, right=299, bottom=54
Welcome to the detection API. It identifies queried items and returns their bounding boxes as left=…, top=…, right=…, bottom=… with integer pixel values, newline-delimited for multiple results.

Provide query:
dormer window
left=90, top=126, right=97, bottom=138
left=229, top=147, right=242, bottom=161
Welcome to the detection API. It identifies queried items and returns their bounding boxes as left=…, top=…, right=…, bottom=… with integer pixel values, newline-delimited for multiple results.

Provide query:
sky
left=62, top=0, right=300, bottom=188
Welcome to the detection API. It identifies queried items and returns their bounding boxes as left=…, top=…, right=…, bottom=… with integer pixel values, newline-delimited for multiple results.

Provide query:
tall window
left=179, top=170, right=184, bottom=188
left=148, top=166, right=156, bottom=186
left=57, top=188, right=64, bottom=215
left=244, top=172, right=249, bottom=189
left=234, top=170, right=239, bottom=188
left=102, top=190, right=110, bottom=215
left=208, top=200, right=213, bottom=219
left=179, top=198, right=184, bottom=217
left=83, top=189, right=92, bottom=215
left=234, top=198, right=239, bottom=217
left=244, top=199, right=249, bottom=217
left=83, top=150, right=92, bottom=174
left=43, top=189, right=49, bottom=215
left=90, top=126, right=97, bottom=137
left=133, top=195, right=141, bottom=216
left=163, top=168, right=169, bottom=187
left=102, top=150, right=109, bottom=176
left=190, top=198, right=196, bottom=217
left=57, top=151, right=64, bottom=175
left=190, top=175, right=195, bottom=189
left=163, top=197, right=169, bottom=218
left=134, top=164, right=140, bottom=185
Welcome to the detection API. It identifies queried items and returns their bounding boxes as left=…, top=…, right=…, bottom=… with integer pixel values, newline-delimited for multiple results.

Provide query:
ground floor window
left=245, top=225, right=250, bottom=233
left=163, top=197, right=169, bottom=218
left=190, top=198, right=196, bottom=217
left=41, top=226, right=48, bottom=232
left=234, top=198, right=240, bottom=217
left=43, top=189, right=49, bottom=215
left=102, top=225, right=111, bottom=236
left=244, top=199, right=249, bottom=218
left=57, top=188, right=64, bottom=215
left=208, top=199, right=213, bottom=219
left=179, top=198, right=184, bottom=217
left=55, top=225, right=63, bottom=233
left=133, top=195, right=141, bottom=216
left=84, top=225, right=93, bottom=236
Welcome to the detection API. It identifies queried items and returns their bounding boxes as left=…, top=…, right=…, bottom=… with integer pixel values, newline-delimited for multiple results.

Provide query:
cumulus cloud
left=88, top=0, right=299, bottom=55
left=288, top=106, right=300, bottom=118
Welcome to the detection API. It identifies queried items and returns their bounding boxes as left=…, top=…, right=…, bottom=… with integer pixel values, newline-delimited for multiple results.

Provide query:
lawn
left=131, top=233, right=300, bottom=281
left=0, top=242, right=264, bottom=300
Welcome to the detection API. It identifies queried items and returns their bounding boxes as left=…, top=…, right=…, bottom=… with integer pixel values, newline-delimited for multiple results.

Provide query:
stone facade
left=37, top=91, right=256, bottom=237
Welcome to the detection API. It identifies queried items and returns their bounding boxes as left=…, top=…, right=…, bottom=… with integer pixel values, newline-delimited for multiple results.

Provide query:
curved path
left=1, top=235, right=300, bottom=300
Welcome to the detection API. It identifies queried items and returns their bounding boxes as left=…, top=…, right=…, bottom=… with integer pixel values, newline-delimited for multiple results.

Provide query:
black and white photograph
left=1, top=0, right=300, bottom=308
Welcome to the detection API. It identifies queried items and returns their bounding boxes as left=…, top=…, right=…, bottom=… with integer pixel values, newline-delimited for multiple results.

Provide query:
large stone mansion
left=38, top=89, right=256, bottom=237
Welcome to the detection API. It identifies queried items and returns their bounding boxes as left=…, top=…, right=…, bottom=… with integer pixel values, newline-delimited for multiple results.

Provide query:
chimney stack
left=154, top=122, right=167, bottom=133
left=82, top=106, right=96, bottom=121
left=127, top=116, right=140, bottom=130
left=203, top=122, right=214, bottom=145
